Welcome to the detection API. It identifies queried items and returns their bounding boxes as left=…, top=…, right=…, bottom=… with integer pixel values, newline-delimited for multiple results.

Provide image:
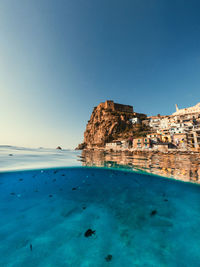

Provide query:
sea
left=0, top=145, right=200, bottom=267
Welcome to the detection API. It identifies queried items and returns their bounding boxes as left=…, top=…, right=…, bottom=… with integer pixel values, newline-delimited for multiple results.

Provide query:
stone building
left=147, top=133, right=162, bottom=142
left=105, top=140, right=122, bottom=149
left=133, top=137, right=151, bottom=149
left=173, top=133, right=187, bottom=146
left=97, top=100, right=134, bottom=113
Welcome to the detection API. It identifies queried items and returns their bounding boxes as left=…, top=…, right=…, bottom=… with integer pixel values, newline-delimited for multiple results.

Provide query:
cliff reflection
left=80, top=150, right=200, bottom=184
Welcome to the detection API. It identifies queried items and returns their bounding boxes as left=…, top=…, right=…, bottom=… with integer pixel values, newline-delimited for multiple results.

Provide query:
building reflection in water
left=79, top=150, right=200, bottom=184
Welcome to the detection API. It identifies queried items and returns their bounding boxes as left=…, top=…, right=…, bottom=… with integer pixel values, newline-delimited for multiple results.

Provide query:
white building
left=121, top=140, right=129, bottom=148
left=172, top=103, right=200, bottom=116
left=105, top=141, right=122, bottom=149
left=169, top=126, right=185, bottom=135
left=130, top=118, right=141, bottom=124
left=160, top=117, right=170, bottom=129
left=149, top=117, right=161, bottom=130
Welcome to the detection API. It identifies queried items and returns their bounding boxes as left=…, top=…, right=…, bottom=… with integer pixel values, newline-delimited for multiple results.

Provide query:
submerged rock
left=84, top=229, right=95, bottom=237
left=105, top=255, right=112, bottom=262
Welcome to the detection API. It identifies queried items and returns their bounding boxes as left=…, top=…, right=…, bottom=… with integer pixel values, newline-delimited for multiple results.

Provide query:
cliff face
left=77, top=101, right=147, bottom=149
left=83, top=107, right=132, bottom=147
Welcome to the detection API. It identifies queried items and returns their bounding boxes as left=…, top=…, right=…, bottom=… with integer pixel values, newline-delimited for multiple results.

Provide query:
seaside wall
left=103, top=100, right=134, bottom=113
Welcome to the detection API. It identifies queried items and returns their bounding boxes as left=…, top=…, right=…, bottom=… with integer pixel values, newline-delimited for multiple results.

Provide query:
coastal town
left=78, top=100, right=200, bottom=153
left=106, top=102, right=200, bottom=152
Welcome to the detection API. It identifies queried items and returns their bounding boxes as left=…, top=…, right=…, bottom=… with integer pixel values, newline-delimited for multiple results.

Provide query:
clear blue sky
left=1, top=0, right=200, bottom=148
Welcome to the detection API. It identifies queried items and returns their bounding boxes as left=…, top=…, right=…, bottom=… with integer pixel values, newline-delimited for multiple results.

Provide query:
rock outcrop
left=77, top=100, right=148, bottom=149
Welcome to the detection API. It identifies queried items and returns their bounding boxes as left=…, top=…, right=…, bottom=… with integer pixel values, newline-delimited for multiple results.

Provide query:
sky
left=1, top=0, right=200, bottom=149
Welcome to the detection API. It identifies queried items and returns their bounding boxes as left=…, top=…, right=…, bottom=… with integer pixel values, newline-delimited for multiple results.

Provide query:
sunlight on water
left=0, top=146, right=82, bottom=171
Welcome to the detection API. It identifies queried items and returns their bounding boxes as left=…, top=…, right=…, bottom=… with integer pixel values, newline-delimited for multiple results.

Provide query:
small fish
left=150, top=210, right=157, bottom=216
left=84, top=229, right=95, bottom=237
left=105, top=255, right=112, bottom=262
left=49, top=194, right=53, bottom=198
left=30, top=244, right=32, bottom=251
left=72, top=187, right=77, bottom=191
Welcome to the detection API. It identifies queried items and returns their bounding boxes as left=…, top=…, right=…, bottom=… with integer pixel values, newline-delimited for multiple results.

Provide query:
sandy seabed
left=0, top=167, right=200, bottom=267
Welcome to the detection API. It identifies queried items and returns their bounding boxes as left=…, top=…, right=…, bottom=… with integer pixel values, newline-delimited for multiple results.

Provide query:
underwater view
left=1, top=146, right=200, bottom=266
left=2, top=0, right=200, bottom=266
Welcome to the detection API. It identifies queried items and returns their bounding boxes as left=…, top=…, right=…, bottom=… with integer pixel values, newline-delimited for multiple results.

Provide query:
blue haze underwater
left=1, top=166, right=200, bottom=267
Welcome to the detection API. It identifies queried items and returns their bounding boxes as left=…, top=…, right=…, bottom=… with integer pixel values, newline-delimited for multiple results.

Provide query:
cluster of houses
left=105, top=102, right=200, bottom=152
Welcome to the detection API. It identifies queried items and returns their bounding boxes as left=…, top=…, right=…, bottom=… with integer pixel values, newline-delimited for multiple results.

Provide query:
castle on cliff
left=96, top=100, right=134, bottom=113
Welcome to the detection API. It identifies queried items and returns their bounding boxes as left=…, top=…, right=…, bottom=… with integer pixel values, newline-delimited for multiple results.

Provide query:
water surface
left=1, top=146, right=200, bottom=266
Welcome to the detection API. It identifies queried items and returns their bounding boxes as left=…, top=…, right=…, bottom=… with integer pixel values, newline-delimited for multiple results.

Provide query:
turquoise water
left=1, top=147, right=200, bottom=266
left=1, top=167, right=200, bottom=266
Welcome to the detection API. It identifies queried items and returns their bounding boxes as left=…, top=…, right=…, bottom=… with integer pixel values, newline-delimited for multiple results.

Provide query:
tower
left=175, top=104, right=179, bottom=112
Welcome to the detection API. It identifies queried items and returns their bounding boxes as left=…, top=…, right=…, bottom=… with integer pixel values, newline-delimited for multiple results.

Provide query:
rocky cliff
left=77, top=101, right=148, bottom=149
